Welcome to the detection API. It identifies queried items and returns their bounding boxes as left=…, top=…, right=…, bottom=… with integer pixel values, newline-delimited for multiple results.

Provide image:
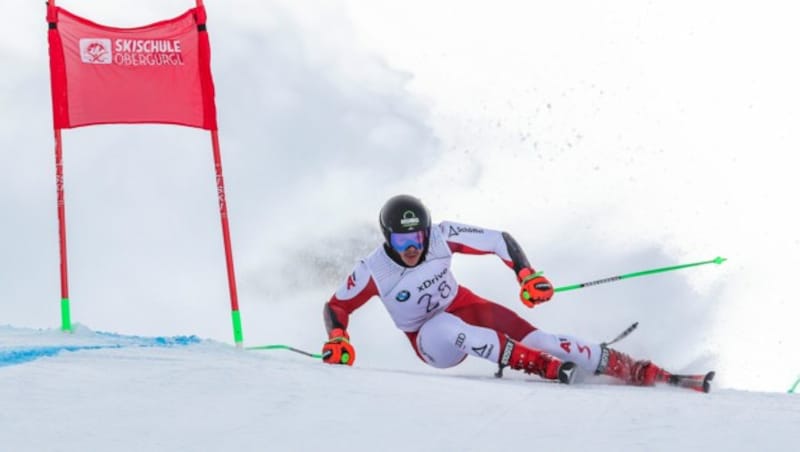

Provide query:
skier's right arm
left=322, top=261, right=377, bottom=365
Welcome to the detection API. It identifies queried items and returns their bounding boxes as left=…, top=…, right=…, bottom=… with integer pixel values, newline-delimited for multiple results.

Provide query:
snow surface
left=1, top=326, right=797, bottom=452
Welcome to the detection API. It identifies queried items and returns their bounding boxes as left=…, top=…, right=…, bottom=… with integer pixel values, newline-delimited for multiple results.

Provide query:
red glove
left=321, top=328, right=356, bottom=366
left=518, top=268, right=554, bottom=307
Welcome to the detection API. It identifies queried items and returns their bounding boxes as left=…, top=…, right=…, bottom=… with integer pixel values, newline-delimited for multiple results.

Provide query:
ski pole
left=601, top=322, right=639, bottom=347
left=554, top=256, right=727, bottom=293
left=246, top=344, right=322, bottom=359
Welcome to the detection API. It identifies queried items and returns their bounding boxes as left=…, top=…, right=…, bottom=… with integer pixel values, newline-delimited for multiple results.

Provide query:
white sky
left=1, top=0, right=798, bottom=392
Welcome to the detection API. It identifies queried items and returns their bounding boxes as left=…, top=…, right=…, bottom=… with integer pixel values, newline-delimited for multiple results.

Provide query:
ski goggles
left=389, top=231, right=426, bottom=252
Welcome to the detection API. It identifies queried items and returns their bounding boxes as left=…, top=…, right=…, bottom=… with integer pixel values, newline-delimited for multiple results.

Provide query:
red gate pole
left=54, top=128, right=72, bottom=332
left=210, top=130, right=243, bottom=346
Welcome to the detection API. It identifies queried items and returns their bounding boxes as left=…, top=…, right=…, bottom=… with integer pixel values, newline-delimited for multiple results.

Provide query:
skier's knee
left=416, top=314, right=469, bottom=368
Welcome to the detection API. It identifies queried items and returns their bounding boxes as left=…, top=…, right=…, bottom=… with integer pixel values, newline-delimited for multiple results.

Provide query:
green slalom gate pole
left=246, top=344, right=322, bottom=359
left=554, top=256, right=727, bottom=293
left=789, top=375, right=800, bottom=394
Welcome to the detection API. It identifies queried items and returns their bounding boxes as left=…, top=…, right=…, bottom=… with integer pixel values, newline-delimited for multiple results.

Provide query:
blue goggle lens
left=389, top=231, right=425, bottom=252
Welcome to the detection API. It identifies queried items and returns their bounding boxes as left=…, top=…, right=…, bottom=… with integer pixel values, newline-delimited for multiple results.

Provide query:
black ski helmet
left=379, top=194, right=431, bottom=247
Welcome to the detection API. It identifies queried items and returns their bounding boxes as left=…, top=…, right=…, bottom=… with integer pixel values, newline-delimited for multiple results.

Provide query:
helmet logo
left=400, top=210, right=420, bottom=229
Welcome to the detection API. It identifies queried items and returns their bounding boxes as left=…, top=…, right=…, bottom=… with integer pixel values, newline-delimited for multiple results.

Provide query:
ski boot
left=596, top=345, right=669, bottom=386
left=496, top=336, right=577, bottom=384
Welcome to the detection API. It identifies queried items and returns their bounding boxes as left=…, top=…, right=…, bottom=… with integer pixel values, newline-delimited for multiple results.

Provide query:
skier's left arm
left=441, top=221, right=554, bottom=307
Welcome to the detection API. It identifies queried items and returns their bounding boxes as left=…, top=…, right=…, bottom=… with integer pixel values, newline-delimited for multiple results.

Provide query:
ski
left=558, top=362, right=578, bottom=384
left=663, top=371, right=715, bottom=393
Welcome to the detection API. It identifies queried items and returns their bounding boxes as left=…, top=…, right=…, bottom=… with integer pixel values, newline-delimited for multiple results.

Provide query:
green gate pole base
left=60, top=298, right=72, bottom=332
left=789, top=375, right=800, bottom=394
left=231, top=309, right=243, bottom=347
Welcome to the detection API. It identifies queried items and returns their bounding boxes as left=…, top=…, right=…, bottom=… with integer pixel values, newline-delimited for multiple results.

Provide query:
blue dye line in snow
left=0, top=334, right=202, bottom=368
left=93, top=331, right=202, bottom=347
left=0, top=345, right=123, bottom=367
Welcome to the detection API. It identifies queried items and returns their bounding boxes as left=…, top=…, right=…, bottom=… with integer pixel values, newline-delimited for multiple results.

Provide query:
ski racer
left=321, top=194, right=674, bottom=386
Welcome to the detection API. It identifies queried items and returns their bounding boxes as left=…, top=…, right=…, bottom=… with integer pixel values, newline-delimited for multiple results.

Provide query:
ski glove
left=518, top=268, right=554, bottom=307
left=322, top=328, right=356, bottom=366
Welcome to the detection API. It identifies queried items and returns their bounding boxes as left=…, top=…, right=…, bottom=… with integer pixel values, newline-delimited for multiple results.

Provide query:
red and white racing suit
left=324, top=221, right=602, bottom=372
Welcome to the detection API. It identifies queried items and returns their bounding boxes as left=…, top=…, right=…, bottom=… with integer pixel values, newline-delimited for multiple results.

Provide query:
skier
left=321, top=194, right=672, bottom=386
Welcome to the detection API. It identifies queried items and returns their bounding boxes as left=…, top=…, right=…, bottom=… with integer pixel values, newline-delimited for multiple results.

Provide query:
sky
left=1, top=0, right=799, bottom=393
left=1, top=326, right=796, bottom=452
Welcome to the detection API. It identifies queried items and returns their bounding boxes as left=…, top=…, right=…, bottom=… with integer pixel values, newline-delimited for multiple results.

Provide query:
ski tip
left=714, top=256, right=727, bottom=265
left=703, top=371, right=716, bottom=393
left=666, top=371, right=716, bottom=393
left=558, top=362, right=578, bottom=385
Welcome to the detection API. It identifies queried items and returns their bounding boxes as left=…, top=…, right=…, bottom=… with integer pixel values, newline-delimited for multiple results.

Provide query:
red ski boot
left=596, top=345, right=669, bottom=386
left=496, top=337, right=577, bottom=384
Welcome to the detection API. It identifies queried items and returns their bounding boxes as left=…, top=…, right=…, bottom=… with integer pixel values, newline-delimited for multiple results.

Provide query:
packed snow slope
left=1, top=326, right=796, bottom=452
